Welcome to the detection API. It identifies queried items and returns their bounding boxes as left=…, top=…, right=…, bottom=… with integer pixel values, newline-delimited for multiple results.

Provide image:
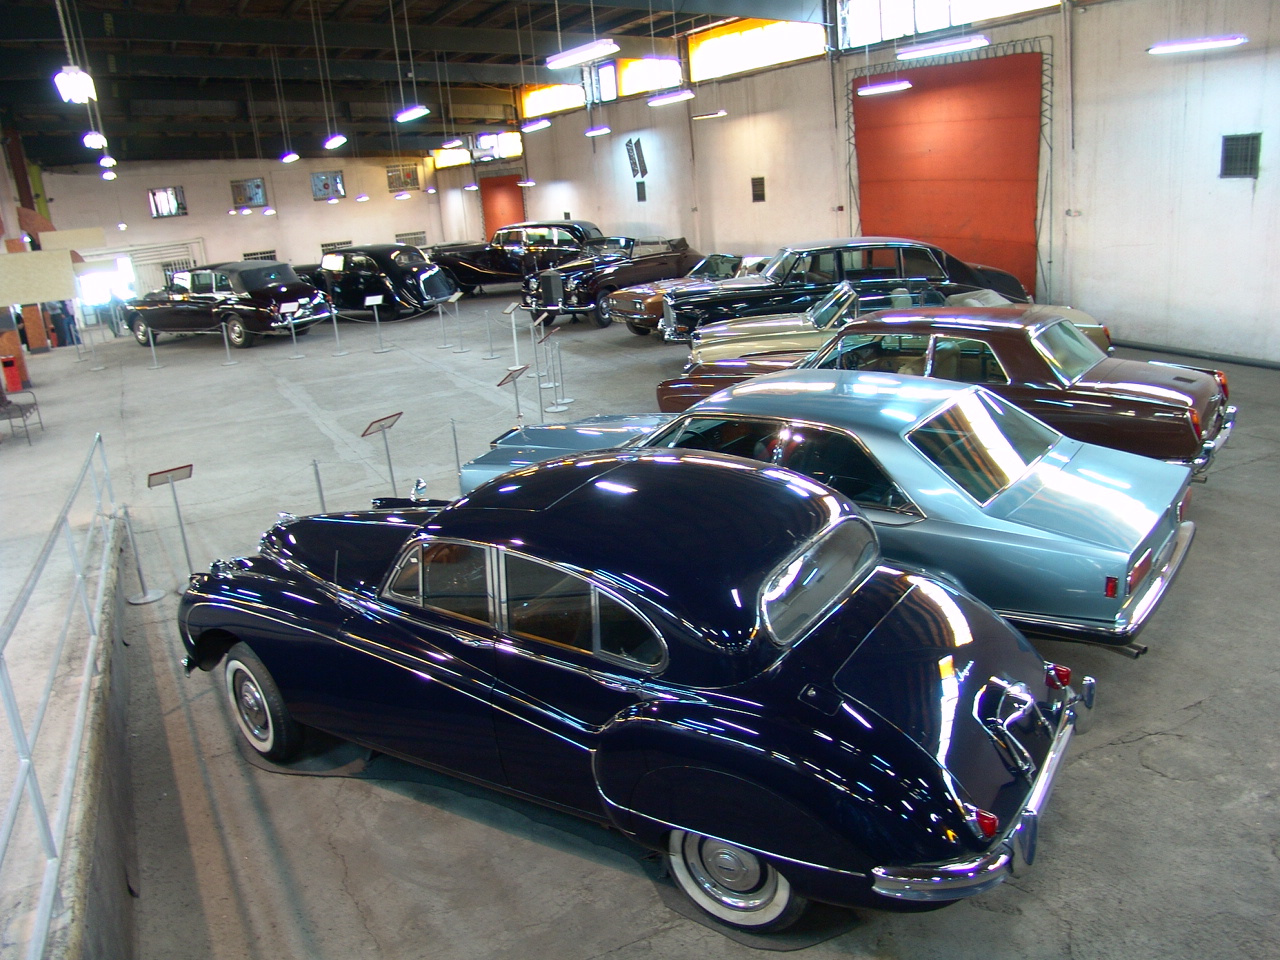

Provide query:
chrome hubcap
left=683, top=835, right=776, bottom=908
left=235, top=673, right=269, bottom=741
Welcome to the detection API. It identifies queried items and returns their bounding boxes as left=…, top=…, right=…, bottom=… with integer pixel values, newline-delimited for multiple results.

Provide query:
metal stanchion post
left=312, top=459, right=327, bottom=513
left=122, top=505, right=165, bottom=604
left=553, top=340, right=575, bottom=405
left=329, top=296, right=349, bottom=356
left=452, top=305, right=470, bottom=354
left=219, top=324, right=239, bottom=366
left=145, top=325, right=164, bottom=370
left=372, top=302, right=392, bottom=354
left=437, top=303, right=454, bottom=348
left=506, top=303, right=523, bottom=369
left=482, top=309, right=500, bottom=359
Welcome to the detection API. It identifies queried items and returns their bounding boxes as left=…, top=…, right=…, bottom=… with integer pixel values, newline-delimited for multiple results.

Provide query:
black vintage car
left=125, top=261, right=330, bottom=349
left=297, top=244, right=457, bottom=319
left=658, top=237, right=1031, bottom=341
left=427, top=220, right=603, bottom=293
left=521, top=236, right=703, bottom=326
left=179, top=451, right=1092, bottom=931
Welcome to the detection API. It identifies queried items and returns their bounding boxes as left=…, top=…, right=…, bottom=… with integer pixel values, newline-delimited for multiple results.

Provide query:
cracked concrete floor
left=12, top=294, right=1277, bottom=959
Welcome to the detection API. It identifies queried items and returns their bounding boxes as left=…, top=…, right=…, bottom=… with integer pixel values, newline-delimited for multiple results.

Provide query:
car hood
left=668, top=273, right=774, bottom=300
left=550, top=252, right=628, bottom=273
left=695, top=310, right=809, bottom=344
left=829, top=574, right=1055, bottom=822
left=1072, top=357, right=1219, bottom=411
left=260, top=513, right=422, bottom=593
left=614, top=276, right=727, bottom=300
left=992, top=440, right=1190, bottom=553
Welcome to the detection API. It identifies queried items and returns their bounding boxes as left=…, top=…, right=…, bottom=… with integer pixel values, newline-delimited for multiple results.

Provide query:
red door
left=480, top=176, right=525, bottom=237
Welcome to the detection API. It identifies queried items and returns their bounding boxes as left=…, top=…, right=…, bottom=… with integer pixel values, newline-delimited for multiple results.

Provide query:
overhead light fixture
left=546, top=38, right=620, bottom=71
left=262, top=207, right=276, bottom=216
left=83, top=130, right=107, bottom=150
left=228, top=208, right=238, bottom=215
left=692, top=109, right=727, bottom=120
left=324, top=132, right=348, bottom=150
left=857, top=79, right=913, bottom=97
left=354, top=193, right=370, bottom=202
left=426, top=187, right=437, bottom=194
left=463, top=183, right=479, bottom=191
left=98, top=154, right=117, bottom=168
left=101, top=170, right=117, bottom=181
left=281, top=150, right=300, bottom=163
left=1148, top=35, right=1248, bottom=55
left=240, top=207, right=253, bottom=215
left=478, top=155, right=495, bottom=162
left=117, top=222, right=127, bottom=230
left=897, top=35, right=989, bottom=60
left=647, top=88, right=695, bottom=107
left=326, top=196, right=340, bottom=204
left=441, top=138, right=464, bottom=149
left=394, top=191, right=411, bottom=200
left=395, top=104, right=430, bottom=123
left=516, top=179, right=536, bottom=187
left=521, top=118, right=551, bottom=133
left=54, top=65, right=96, bottom=103
left=584, top=125, right=611, bottom=137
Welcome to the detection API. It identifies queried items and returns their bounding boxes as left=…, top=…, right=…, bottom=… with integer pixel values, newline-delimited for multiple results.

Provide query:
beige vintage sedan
left=606, top=254, right=768, bottom=336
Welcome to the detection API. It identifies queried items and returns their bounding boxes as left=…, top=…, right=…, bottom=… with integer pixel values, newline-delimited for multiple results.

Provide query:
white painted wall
left=27, top=0, right=1279, bottom=360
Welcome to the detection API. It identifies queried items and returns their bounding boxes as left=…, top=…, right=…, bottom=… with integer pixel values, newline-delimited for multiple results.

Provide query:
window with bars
left=320, top=240, right=353, bottom=254
left=148, top=186, right=188, bottom=218
left=751, top=177, right=766, bottom=203
left=395, top=231, right=428, bottom=247
left=242, top=249, right=277, bottom=261
left=386, top=163, right=421, bottom=191
left=1220, top=134, right=1261, bottom=179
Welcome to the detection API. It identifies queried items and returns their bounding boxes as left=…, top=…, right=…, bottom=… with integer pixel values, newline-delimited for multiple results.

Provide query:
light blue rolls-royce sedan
left=457, top=370, right=1195, bottom=657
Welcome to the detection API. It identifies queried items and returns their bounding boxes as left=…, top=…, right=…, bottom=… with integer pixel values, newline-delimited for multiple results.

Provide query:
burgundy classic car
left=657, top=305, right=1235, bottom=476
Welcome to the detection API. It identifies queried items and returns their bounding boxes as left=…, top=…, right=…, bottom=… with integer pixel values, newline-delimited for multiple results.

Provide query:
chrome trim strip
left=1180, top=404, right=1236, bottom=475
left=871, top=679, right=1093, bottom=901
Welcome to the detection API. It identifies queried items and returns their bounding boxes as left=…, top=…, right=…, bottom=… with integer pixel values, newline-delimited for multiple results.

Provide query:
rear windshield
left=391, top=247, right=427, bottom=265
left=908, top=389, right=1059, bottom=503
left=762, top=516, right=879, bottom=647
left=234, top=264, right=301, bottom=290
left=1032, top=319, right=1106, bottom=385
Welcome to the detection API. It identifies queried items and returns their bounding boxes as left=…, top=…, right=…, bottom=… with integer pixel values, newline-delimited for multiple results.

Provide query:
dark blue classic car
left=179, top=452, right=1093, bottom=931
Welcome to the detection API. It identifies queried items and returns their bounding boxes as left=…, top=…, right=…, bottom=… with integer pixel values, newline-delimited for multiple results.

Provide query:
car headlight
left=565, top=277, right=579, bottom=293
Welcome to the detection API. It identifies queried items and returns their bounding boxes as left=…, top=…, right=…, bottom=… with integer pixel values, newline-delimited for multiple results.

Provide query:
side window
left=901, top=247, right=946, bottom=280
left=776, top=428, right=913, bottom=510
left=421, top=542, right=490, bottom=623
left=386, top=546, right=422, bottom=602
left=598, top=592, right=663, bottom=666
left=214, top=273, right=233, bottom=293
left=504, top=554, right=593, bottom=651
left=646, top=416, right=783, bottom=462
left=170, top=272, right=191, bottom=294
left=841, top=247, right=900, bottom=282
left=350, top=256, right=377, bottom=273
left=524, top=228, right=552, bottom=246
left=932, top=336, right=1008, bottom=384
left=548, top=227, right=577, bottom=247
left=792, top=251, right=837, bottom=283
left=189, top=272, right=214, bottom=295
left=815, top=334, right=930, bottom=375
left=494, top=230, right=519, bottom=247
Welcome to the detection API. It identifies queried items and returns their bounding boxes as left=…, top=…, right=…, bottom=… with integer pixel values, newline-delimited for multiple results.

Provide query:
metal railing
left=1, top=435, right=119, bottom=960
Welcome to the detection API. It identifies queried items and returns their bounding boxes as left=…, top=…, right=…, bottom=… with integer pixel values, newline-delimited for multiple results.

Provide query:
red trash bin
left=1, top=356, right=21, bottom=394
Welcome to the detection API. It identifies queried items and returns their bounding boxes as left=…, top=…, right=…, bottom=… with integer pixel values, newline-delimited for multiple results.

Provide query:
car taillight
left=1045, top=663, right=1072, bottom=689
left=1105, top=576, right=1119, bottom=598
left=1177, top=488, right=1192, bottom=521
left=1188, top=407, right=1202, bottom=439
left=965, top=805, right=1000, bottom=839
left=1127, top=550, right=1153, bottom=596
left=1214, top=370, right=1229, bottom=400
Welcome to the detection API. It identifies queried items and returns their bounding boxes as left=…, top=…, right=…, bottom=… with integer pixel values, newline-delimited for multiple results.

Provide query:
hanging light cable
left=395, top=0, right=429, bottom=122
left=271, top=48, right=300, bottom=162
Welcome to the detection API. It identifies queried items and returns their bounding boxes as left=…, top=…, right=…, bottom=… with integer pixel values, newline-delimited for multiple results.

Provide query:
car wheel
left=223, top=642, right=301, bottom=762
left=625, top=320, right=652, bottom=337
left=665, top=829, right=807, bottom=931
left=593, top=289, right=616, bottom=327
left=225, top=316, right=256, bottom=348
left=131, top=315, right=154, bottom=346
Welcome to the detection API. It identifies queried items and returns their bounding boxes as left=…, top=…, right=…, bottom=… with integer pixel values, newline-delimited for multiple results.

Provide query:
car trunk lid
left=1075, top=358, right=1227, bottom=440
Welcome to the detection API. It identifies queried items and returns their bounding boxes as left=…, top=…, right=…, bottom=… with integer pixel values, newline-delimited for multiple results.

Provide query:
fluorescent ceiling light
left=117, top=222, right=127, bottom=230
left=83, top=130, right=107, bottom=149
left=516, top=179, right=536, bottom=187
left=521, top=118, right=551, bottom=133
left=897, top=35, right=989, bottom=60
left=262, top=207, right=276, bottom=216
left=857, top=79, right=913, bottom=97
left=240, top=207, right=252, bottom=215
left=396, top=104, right=430, bottom=122
left=280, top=150, right=300, bottom=163
left=228, top=208, right=237, bottom=215
left=54, top=66, right=96, bottom=103
left=354, top=193, right=369, bottom=202
left=1147, top=35, right=1248, bottom=55
left=692, top=109, right=727, bottom=120
left=648, top=88, right=696, bottom=107
left=394, top=191, right=412, bottom=200
left=546, top=38, right=620, bottom=70
left=99, top=155, right=117, bottom=168
left=324, top=132, right=348, bottom=150
left=463, top=183, right=479, bottom=191
left=101, top=170, right=117, bottom=181
left=584, top=125, right=611, bottom=137
left=441, top=138, right=464, bottom=148
left=326, top=197, right=340, bottom=204
left=426, top=187, right=437, bottom=194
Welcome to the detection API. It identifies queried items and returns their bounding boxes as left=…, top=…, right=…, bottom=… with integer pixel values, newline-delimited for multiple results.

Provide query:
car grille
left=532, top=269, right=565, bottom=307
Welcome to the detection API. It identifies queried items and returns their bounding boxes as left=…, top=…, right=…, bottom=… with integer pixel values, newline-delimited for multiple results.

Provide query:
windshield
left=1032, top=319, right=1106, bottom=384
left=806, top=283, right=859, bottom=330
left=760, top=250, right=797, bottom=283
left=689, top=255, right=743, bottom=280
left=391, top=247, right=427, bottom=265
left=762, top=516, right=879, bottom=647
left=583, top=237, right=633, bottom=257
left=908, top=389, right=1060, bottom=503
left=235, top=264, right=301, bottom=290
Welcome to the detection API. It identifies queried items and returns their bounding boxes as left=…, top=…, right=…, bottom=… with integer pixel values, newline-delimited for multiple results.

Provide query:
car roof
left=695, top=369, right=969, bottom=437
left=193, top=260, right=291, bottom=272
left=329, top=244, right=418, bottom=255
left=428, top=449, right=861, bottom=657
left=845, top=304, right=1086, bottom=336
left=776, top=237, right=941, bottom=253
left=499, top=220, right=600, bottom=232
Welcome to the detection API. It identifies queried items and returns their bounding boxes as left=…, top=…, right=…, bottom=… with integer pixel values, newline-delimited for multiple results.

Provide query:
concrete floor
left=4, top=294, right=1278, bottom=959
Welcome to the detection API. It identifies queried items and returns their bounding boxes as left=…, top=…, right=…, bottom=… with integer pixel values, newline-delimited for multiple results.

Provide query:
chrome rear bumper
left=1184, top=404, right=1236, bottom=478
left=871, top=678, right=1095, bottom=902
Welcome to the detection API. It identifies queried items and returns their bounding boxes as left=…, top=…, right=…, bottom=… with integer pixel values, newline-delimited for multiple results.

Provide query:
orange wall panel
left=480, top=176, right=525, bottom=237
left=854, top=53, right=1042, bottom=293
